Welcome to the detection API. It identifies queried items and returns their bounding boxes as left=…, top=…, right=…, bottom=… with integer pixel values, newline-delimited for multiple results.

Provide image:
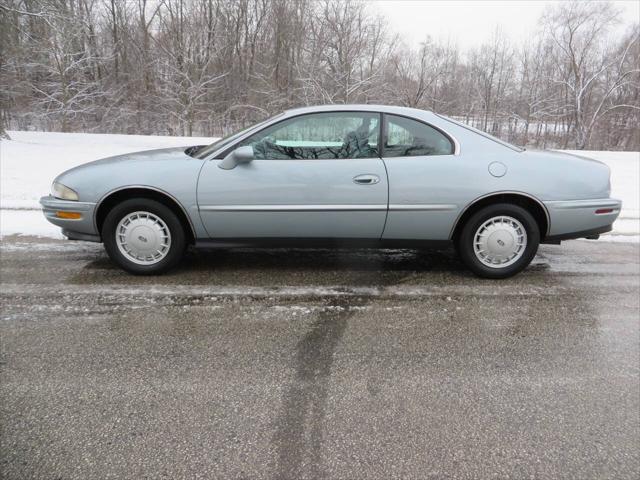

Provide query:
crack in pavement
left=273, top=296, right=364, bottom=479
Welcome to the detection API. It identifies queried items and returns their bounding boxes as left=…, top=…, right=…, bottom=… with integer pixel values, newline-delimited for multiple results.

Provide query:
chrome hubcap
left=115, top=211, right=171, bottom=265
left=473, top=216, right=527, bottom=268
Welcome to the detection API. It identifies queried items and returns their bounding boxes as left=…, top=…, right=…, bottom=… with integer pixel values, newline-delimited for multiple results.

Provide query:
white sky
left=373, top=0, right=640, bottom=50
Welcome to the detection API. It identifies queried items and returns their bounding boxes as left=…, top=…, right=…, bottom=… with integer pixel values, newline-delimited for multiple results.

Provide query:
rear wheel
left=102, top=198, right=186, bottom=274
left=457, top=203, right=540, bottom=279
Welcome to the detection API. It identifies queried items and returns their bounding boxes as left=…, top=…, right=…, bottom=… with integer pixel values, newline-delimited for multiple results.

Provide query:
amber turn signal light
left=55, top=211, right=82, bottom=219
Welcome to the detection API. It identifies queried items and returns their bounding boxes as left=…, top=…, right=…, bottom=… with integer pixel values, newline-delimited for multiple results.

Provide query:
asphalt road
left=1, top=237, right=639, bottom=479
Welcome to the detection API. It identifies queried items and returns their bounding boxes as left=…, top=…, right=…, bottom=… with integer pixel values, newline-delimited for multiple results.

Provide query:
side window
left=238, top=112, right=380, bottom=160
left=384, top=115, right=453, bottom=157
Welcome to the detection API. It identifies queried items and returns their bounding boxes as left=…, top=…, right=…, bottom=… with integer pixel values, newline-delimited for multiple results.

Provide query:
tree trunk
left=0, top=124, right=9, bottom=140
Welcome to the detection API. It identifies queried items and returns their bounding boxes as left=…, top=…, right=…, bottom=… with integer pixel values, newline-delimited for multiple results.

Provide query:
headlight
left=51, top=182, right=79, bottom=201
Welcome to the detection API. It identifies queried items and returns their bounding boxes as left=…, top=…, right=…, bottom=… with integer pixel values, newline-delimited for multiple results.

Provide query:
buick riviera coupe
left=40, top=105, right=621, bottom=278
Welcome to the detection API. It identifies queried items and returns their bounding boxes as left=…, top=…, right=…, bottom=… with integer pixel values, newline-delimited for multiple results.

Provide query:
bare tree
left=0, top=0, right=638, bottom=149
left=542, top=1, right=640, bottom=148
left=389, top=37, right=455, bottom=109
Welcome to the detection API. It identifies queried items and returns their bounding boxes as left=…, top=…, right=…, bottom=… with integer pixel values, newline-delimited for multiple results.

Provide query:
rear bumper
left=543, top=198, right=621, bottom=242
left=543, top=224, right=613, bottom=243
left=39, top=195, right=101, bottom=242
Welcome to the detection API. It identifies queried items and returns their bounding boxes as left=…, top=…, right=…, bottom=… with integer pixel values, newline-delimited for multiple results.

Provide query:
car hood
left=63, top=146, right=195, bottom=174
left=52, top=146, right=207, bottom=203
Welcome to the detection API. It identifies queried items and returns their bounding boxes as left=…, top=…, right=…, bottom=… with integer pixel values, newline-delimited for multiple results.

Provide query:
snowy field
left=1, top=131, right=638, bottom=242
left=1, top=131, right=216, bottom=239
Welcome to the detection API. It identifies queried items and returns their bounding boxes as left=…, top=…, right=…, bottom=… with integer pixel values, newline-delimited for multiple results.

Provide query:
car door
left=197, top=111, right=389, bottom=239
left=381, top=113, right=461, bottom=240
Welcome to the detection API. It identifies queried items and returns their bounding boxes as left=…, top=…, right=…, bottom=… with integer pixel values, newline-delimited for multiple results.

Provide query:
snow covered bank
left=563, top=150, right=639, bottom=241
left=1, top=131, right=638, bottom=242
left=0, top=210, right=64, bottom=238
left=1, top=131, right=215, bottom=210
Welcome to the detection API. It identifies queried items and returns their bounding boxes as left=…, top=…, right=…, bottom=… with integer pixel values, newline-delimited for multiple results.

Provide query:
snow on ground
left=0, top=131, right=214, bottom=239
left=1, top=131, right=638, bottom=242
left=563, top=150, right=640, bottom=242
left=1, top=131, right=215, bottom=210
left=0, top=209, right=63, bottom=239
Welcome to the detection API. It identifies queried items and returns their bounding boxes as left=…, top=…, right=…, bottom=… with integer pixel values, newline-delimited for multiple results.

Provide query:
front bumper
left=543, top=198, right=621, bottom=242
left=39, top=195, right=101, bottom=242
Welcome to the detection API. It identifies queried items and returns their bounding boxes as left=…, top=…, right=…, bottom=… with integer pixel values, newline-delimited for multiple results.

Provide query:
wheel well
left=451, top=193, right=549, bottom=241
left=95, top=188, right=195, bottom=244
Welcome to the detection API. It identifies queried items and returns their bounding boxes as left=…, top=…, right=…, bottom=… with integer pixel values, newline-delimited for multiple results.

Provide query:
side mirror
left=218, top=146, right=254, bottom=170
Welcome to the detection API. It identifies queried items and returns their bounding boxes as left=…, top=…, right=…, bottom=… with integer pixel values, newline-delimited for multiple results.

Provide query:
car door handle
left=353, top=174, right=380, bottom=185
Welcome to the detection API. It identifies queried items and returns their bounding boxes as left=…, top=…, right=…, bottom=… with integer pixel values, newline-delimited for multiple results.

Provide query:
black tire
left=456, top=203, right=540, bottom=279
left=102, top=198, right=186, bottom=275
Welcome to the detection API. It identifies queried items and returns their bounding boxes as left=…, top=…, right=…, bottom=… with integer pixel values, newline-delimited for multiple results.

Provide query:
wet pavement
left=1, top=237, right=639, bottom=479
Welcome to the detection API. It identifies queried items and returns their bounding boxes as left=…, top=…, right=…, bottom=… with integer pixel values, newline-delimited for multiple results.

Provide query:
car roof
left=284, top=104, right=433, bottom=116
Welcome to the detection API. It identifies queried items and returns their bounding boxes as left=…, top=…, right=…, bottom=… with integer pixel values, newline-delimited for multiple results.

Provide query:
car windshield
left=436, top=114, right=525, bottom=152
left=194, top=114, right=283, bottom=159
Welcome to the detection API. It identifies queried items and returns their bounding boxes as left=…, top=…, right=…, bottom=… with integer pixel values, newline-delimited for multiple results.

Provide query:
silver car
left=40, top=104, right=621, bottom=278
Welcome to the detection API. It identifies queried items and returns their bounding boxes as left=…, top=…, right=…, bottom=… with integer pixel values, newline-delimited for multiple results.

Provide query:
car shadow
left=72, top=246, right=475, bottom=286
left=74, top=246, right=553, bottom=286
left=184, top=246, right=464, bottom=270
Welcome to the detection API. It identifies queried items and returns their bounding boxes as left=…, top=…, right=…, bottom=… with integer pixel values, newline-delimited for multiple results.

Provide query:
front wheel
left=457, top=203, right=540, bottom=279
left=102, top=198, right=186, bottom=275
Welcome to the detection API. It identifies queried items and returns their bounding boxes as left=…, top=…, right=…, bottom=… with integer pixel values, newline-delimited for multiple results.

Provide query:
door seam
left=379, top=157, right=391, bottom=240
